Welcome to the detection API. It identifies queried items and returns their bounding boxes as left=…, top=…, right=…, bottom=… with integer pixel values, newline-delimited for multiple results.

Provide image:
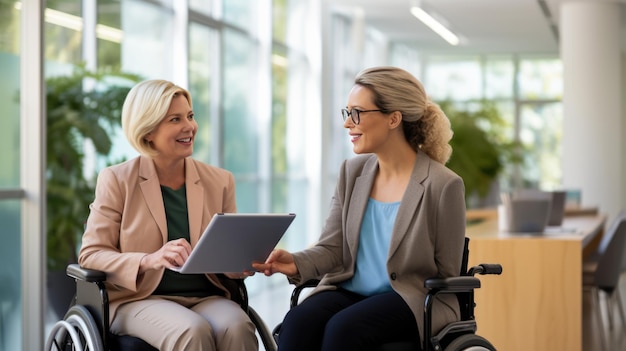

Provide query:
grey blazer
left=291, top=151, right=466, bottom=340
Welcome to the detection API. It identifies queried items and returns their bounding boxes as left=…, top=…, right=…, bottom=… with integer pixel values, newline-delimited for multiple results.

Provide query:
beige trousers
left=110, top=295, right=258, bottom=351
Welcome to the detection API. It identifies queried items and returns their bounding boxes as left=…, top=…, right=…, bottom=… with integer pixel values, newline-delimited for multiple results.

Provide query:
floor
left=582, top=272, right=626, bottom=351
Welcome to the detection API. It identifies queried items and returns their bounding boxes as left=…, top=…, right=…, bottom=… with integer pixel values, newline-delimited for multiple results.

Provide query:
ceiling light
left=410, top=6, right=459, bottom=46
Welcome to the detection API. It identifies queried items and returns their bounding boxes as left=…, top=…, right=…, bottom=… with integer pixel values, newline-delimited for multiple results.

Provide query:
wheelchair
left=272, top=237, right=502, bottom=351
left=45, top=264, right=277, bottom=351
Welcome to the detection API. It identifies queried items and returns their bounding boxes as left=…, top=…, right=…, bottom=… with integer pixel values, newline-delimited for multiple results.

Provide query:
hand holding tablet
left=170, top=213, right=296, bottom=273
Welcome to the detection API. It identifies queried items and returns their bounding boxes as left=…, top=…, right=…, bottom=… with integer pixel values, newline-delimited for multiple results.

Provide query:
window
left=519, top=102, right=563, bottom=189
left=385, top=52, right=563, bottom=200
left=121, top=0, right=175, bottom=80
left=519, top=57, right=563, bottom=100
left=0, top=2, right=22, bottom=349
left=97, top=0, right=123, bottom=68
left=188, top=22, right=218, bottom=164
left=426, top=56, right=483, bottom=101
left=518, top=57, right=563, bottom=190
left=484, top=56, right=514, bottom=99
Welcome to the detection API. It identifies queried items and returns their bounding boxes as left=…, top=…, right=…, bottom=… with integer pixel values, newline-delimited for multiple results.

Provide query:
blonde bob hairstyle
left=121, top=79, right=192, bottom=157
left=354, top=66, right=453, bottom=164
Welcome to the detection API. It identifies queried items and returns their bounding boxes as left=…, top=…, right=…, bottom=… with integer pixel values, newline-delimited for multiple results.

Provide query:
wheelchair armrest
left=298, top=279, right=321, bottom=289
left=468, top=263, right=503, bottom=276
left=424, top=263, right=502, bottom=292
left=290, top=279, right=320, bottom=308
left=64, top=264, right=111, bottom=349
left=66, top=263, right=107, bottom=283
left=424, top=276, right=480, bottom=292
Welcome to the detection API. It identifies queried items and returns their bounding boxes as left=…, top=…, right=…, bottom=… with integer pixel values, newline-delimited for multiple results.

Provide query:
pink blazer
left=78, top=155, right=237, bottom=323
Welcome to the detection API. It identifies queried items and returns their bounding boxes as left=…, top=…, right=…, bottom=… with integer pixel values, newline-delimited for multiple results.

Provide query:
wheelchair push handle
left=468, top=263, right=502, bottom=276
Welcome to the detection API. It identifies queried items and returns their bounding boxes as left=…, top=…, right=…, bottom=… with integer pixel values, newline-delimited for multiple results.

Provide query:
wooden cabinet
left=466, top=212, right=606, bottom=351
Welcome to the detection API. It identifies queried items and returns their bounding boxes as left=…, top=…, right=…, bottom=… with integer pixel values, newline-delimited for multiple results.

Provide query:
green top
left=153, top=184, right=223, bottom=297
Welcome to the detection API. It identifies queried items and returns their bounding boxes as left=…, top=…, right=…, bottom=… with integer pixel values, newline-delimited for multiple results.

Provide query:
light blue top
left=341, top=198, right=400, bottom=296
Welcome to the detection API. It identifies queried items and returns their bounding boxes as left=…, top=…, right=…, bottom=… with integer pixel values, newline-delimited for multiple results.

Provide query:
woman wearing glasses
left=254, top=66, right=466, bottom=350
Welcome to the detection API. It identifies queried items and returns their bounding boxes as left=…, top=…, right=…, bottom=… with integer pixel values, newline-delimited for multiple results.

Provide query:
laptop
left=170, top=213, right=296, bottom=273
left=512, top=189, right=566, bottom=227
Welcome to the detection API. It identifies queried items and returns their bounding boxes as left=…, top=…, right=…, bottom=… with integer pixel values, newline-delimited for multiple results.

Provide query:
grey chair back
left=595, top=212, right=626, bottom=291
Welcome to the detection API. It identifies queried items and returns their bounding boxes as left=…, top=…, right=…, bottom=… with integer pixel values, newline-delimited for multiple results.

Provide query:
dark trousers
left=277, top=288, right=420, bottom=351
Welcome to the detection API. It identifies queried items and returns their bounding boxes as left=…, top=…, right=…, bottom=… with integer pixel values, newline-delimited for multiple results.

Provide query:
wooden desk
left=466, top=213, right=606, bottom=351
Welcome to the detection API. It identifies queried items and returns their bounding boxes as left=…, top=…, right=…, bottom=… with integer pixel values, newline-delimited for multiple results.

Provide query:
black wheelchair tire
left=63, top=305, right=105, bottom=351
left=443, top=333, right=496, bottom=351
left=248, top=306, right=277, bottom=351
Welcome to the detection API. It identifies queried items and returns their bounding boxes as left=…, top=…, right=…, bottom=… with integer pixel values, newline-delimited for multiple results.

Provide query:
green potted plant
left=441, top=100, right=521, bottom=208
left=46, top=64, right=140, bottom=317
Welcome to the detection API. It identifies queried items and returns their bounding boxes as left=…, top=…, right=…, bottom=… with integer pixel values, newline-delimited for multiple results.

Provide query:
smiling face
left=144, top=93, right=197, bottom=163
left=344, top=84, right=395, bottom=155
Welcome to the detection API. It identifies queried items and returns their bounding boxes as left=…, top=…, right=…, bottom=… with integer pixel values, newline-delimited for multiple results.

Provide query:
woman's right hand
left=252, top=249, right=298, bottom=277
left=139, top=238, right=192, bottom=273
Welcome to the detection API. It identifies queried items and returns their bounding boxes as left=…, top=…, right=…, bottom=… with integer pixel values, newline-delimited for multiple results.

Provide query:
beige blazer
left=291, top=151, right=466, bottom=341
left=78, top=155, right=237, bottom=323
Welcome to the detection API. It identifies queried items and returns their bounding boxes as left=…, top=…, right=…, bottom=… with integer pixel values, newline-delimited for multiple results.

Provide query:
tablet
left=171, top=213, right=296, bottom=273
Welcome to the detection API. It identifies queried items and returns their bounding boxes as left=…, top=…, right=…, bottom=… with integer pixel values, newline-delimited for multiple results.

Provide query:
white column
left=561, top=1, right=623, bottom=220
left=21, top=1, right=45, bottom=349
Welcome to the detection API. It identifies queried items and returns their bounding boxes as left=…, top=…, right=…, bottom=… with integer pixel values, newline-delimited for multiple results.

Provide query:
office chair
left=45, top=264, right=277, bottom=351
left=583, top=212, right=626, bottom=351
left=272, top=237, right=502, bottom=351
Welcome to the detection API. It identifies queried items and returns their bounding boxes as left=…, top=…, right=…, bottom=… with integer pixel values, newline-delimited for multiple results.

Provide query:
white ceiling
left=329, top=0, right=625, bottom=54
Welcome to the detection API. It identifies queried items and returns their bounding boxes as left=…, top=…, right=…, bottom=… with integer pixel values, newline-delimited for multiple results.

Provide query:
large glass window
left=517, top=57, right=563, bottom=190
left=328, top=13, right=360, bottom=183
left=0, top=1, right=21, bottom=349
left=189, top=22, right=218, bottom=164
left=97, top=0, right=122, bottom=68
left=426, top=56, right=483, bottom=101
left=389, top=43, right=422, bottom=79
left=0, top=200, right=21, bottom=351
left=246, top=0, right=323, bottom=332
left=121, top=0, right=174, bottom=80
left=222, top=0, right=256, bottom=30
left=189, top=0, right=216, bottom=17
left=270, top=46, right=289, bottom=215
left=44, top=0, right=82, bottom=63
left=519, top=57, right=563, bottom=100
left=484, top=56, right=515, bottom=99
left=271, top=0, right=316, bottom=250
left=384, top=53, right=563, bottom=203
left=0, top=5, right=20, bottom=189
left=272, top=0, right=287, bottom=43
left=519, top=102, right=563, bottom=189
left=222, top=29, right=262, bottom=212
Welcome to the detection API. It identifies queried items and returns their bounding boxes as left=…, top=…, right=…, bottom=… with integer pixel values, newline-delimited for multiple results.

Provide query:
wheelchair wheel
left=45, top=305, right=104, bottom=351
left=443, top=333, right=496, bottom=351
left=248, top=306, right=277, bottom=351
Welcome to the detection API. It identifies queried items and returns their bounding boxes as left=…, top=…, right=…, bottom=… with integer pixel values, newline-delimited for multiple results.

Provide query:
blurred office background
left=1, top=0, right=625, bottom=349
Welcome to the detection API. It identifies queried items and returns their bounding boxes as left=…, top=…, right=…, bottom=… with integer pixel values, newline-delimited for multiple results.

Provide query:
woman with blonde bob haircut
left=79, top=79, right=258, bottom=351
left=254, top=66, right=465, bottom=351
left=121, top=80, right=193, bottom=157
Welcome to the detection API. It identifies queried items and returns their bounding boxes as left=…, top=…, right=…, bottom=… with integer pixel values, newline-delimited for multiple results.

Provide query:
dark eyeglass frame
left=341, top=108, right=384, bottom=125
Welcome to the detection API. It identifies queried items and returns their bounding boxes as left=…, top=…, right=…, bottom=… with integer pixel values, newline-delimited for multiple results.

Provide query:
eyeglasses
left=341, top=108, right=384, bottom=125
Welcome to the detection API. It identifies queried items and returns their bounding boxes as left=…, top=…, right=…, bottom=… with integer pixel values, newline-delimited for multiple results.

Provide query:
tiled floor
left=583, top=272, right=626, bottom=351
